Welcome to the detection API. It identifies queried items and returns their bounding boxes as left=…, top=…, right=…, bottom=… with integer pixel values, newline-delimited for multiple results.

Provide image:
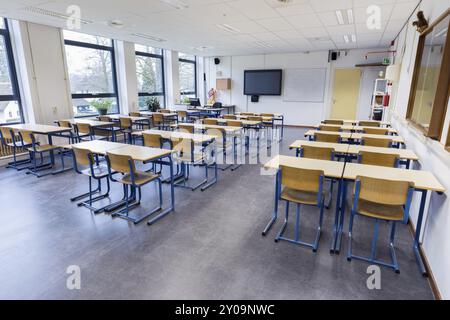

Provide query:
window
left=0, top=18, right=23, bottom=124
left=179, top=52, right=197, bottom=102
left=135, top=44, right=165, bottom=111
left=64, top=30, right=119, bottom=117
left=407, top=10, right=450, bottom=140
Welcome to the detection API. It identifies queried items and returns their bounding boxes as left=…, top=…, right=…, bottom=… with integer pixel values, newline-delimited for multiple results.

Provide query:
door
left=331, top=68, right=361, bottom=119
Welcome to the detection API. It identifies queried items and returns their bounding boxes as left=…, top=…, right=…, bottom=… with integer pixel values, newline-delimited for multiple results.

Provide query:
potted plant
left=181, top=96, right=190, bottom=105
left=145, top=97, right=161, bottom=112
left=90, top=99, right=112, bottom=115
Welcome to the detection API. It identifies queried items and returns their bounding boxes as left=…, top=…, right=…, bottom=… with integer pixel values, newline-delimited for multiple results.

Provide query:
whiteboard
left=283, top=68, right=327, bottom=102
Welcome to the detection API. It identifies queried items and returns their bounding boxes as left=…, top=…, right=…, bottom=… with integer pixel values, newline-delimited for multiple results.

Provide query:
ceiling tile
left=326, top=24, right=356, bottom=36
left=309, top=0, right=353, bottom=13
left=256, top=17, right=292, bottom=31
left=252, top=32, right=281, bottom=41
left=299, top=27, right=329, bottom=38
left=276, top=3, right=314, bottom=17
left=227, top=0, right=279, bottom=20
left=285, top=13, right=323, bottom=29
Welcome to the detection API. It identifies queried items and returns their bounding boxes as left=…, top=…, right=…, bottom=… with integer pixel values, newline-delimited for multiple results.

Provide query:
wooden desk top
left=352, top=126, right=397, bottom=134
left=289, top=140, right=350, bottom=153
left=105, top=115, right=149, bottom=121
left=304, top=130, right=352, bottom=139
left=68, top=140, right=125, bottom=154
left=216, top=119, right=261, bottom=126
left=343, top=163, right=445, bottom=192
left=173, top=123, right=242, bottom=133
left=347, top=145, right=419, bottom=160
left=139, top=111, right=178, bottom=117
left=6, top=124, right=72, bottom=134
left=236, top=112, right=283, bottom=118
left=323, top=119, right=391, bottom=127
left=351, top=133, right=405, bottom=143
left=189, top=107, right=224, bottom=112
left=110, top=145, right=172, bottom=162
left=58, top=119, right=115, bottom=127
left=314, top=124, right=397, bottom=134
left=264, top=155, right=345, bottom=179
left=136, top=129, right=216, bottom=143
left=235, top=115, right=273, bottom=121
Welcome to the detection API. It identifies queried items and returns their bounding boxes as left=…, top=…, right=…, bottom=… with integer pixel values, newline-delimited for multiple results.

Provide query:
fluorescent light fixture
left=160, top=0, right=188, bottom=10
left=347, top=9, right=354, bottom=24
left=255, top=41, right=273, bottom=48
left=351, top=34, right=356, bottom=43
left=335, top=10, right=344, bottom=25
left=216, top=23, right=240, bottom=34
left=132, top=33, right=166, bottom=42
left=343, top=35, right=349, bottom=43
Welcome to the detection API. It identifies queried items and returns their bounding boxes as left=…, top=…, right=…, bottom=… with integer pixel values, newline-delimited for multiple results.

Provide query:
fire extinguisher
left=383, top=94, right=390, bottom=107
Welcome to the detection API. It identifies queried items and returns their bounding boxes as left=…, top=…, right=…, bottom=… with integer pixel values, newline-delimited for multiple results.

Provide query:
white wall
left=116, top=41, right=138, bottom=114
left=205, top=49, right=387, bottom=126
left=388, top=0, right=450, bottom=299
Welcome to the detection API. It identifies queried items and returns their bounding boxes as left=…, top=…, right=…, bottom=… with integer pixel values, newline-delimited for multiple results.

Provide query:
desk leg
left=148, top=155, right=175, bottom=225
left=48, top=134, right=55, bottom=165
left=335, top=179, right=347, bottom=254
left=262, top=169, right=280, bottom=236
left=413, top=189, right=428, bottom=277
left=331, top=178, right=343, bottom=253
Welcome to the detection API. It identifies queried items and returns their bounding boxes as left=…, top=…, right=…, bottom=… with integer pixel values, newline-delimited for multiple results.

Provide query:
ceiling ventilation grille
left=132, top=33, right=166, bottom=42
left=21, top=6, right=92, bottom=24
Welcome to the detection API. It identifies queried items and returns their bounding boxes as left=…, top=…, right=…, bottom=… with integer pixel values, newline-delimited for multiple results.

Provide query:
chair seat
left=7, top=141, right=32, bottom=148
left=174, top=152, right=205, bottom=164
left=120, top=171, right=160, bottom=186
left=357, top=199, right=404, bottom=221
left=281, top=187, right=322, bottom=205
left=81, top=164, right=109, bottom=178
left=28, top=144, right=60, bottom=153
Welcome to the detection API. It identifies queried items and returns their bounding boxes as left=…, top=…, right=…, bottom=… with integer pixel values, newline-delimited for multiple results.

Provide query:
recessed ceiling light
left=347, top=9, right=354, bottom=24
left=216, top=24, right=240, bottom=34
left=255, top=41, right=273, bottom=48
left=132, top=33, right=166, bottom=42
left=335, top=10, right=344, bottom=25
left=160, top=0, right=189, bottom=10
left=343, top=35, right=349, bottom=43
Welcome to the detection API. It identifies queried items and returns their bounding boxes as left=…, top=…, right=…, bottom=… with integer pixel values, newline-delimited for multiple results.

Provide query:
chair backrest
left=355, top=176, right=412, bottom=206
left=323, top=119, right=344, bottom=125
left=171, top=137, right=194, bottom=160
left=58, top=120, right=72, bottom=128
left=223, top=114, right=236, bottom=120
left=314, top=132, right=340, bottom=143
left=129, top=112, right=141, bottom=117
left=358, top=151, right=398, bottom=167
left=240, top=112, right=254, bottom=116
left=72, top=147, right=93, bottom=168
left=248, top=116, right=262, bottom=121
left=261, top=113, right=274, bottom=117
left=152, top=113, right=164, bottom=124
left=227, top=120, right=243, bottom=127
left=212, top=102, right=222, bottom=108
left=203, top=118, right=218, bottom=125
left=107, top=152, right=135, bottom=174
left=99, top=116, right=111, bottom=122
left=0, top=126, right=14, bottom=141
left=143, top=133, right=162, bottom=148
left=177, top=110, right=187, bottom=118
left=206, top=128, right=226, bottom=144
left=362, top=137, right=390, bottom=148
left=363, top=127, right=389, bottom=135
left=280, top=165, right=324, bottom=195
left=159, top=109, right=170, bottom=114
left=76, top=123, right=91, bottom=135
left=359, top=121, right=380, bottom=127
left=300, top=145, right=334, bottom=161
left=179, top=124, right=194, bottom=134
left=19, top=130, right=34, bottom=145
left=119, top=117, right=133, bottom=129
left=319, top=125, right=340, bottom=132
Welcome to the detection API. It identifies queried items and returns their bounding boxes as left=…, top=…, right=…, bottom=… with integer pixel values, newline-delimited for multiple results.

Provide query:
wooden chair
left=178, top=124, right=195, bottom=134
left=223, top=114, right=237, bottom=120
left=98, top=115, right=121, bottom=140
left=70, top=147, right=111, bottom=212
left=119, top=117, right=134, bottom=144
left=152, top=113, right=165, bottom=130
left=142, top=132, right=164, bottom=173
left=75, top=123, right=109, bottom=142
left=323, top=119, right=344, bottom=125
left=319, top=124, right=341, bottom=132
left=129, top=112, right=141, bottom=117
left=314, top=132, right=340, bottom=143
left=0, top=126, right=32, bottom=170
left=240, top=112, right=254, bottom=116
left=206, top=127, right=233, bottom=171
left=358, top=151, right=399, bottom=167
left=159, top=109, right=171, bottom=114
left=363, top=127, right=389, bottom=135
left=275, top=165, right=325, bottom=252
left=347, top=176, right=414, bottom=272
left=177, top=110, right=188, bottom=123
left=19, top=130, right=65, bottom=177
left=106, top=151, right=162, bottom=224
left=203, top=118, right=218, bottom=125
left=359, top=121, right=380, bottom=127
left=362, top=137, right=391, bottom=148
left=171, top=137, right=217, bottom=191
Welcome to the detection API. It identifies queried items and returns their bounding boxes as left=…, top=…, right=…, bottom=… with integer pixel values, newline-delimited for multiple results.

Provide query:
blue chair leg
left=275, top=201, right=289, bottom=242
left=370, top=219, right=380, bottom=261
left=313, top=198, right=325, bottom=252
left=295, top=204, right=301, bottom=242
left=347, top=211, right=355, bottom=261
left=389, top=221, right=400, bottom=273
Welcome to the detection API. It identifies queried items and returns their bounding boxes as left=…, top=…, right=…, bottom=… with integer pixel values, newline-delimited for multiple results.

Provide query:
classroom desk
left=188, top=107, right=225, bottom=118
left=352, top=126, right=397, bottom=134
left=139, top=111, right=178, bottom=118
left=236, top=113, right=285, bottom=139
left=216, top=119, right=262, bottom=127
left=322, top=119, right=391, bottom=127
left=235, top=115, right=274, bottom=122
left=6, top=124, right=72, bottom=176
left=134, top=129, right=216, bottom=145
left=70, top=140, right=176, bottom=225
left=289, top=140, right=350, bottom=156
left=315, top=124, right=397, bottom=134
left=262, top=155, right=345, bottom=236
left=351, top=133, right=405, bottom=145
left=172, top=123, right=243, bottom=134
left=56, top=118, right=117, bottom=141
left=333, top=163, right=445, bottom=275
left=103, top=114, right=151, bottom=126
left=347, top=145, right=418, bottom=168
left=304, top=130, right=352, bottom=140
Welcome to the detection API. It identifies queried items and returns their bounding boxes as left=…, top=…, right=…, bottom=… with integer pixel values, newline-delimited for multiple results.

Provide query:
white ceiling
left=0, top=0, right=420, bottom=56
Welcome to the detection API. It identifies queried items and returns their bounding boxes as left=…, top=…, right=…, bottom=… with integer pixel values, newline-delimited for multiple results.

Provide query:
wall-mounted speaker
left=251, top=95, right=259, bottom=103
left=214, top=58, right=221, bottom=65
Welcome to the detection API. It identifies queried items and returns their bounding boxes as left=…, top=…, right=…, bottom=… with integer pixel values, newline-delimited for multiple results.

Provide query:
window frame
left=135, top=47, right=166, bottom=108
left=64, top=33, right=120, bottom=117
left=0, top=18, right=24, bottom=125
left=179, top=55, right=197, bottom=97
left=406, top=8, right=450, bottom=141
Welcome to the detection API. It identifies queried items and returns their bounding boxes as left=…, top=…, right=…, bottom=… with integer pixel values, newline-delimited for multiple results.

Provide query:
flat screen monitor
left=244, top=69, right=282, bottom=96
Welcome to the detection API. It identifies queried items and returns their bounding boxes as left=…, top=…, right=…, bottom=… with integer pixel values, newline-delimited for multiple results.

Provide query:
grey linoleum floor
left=0, top=128, right=433, bottom=299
